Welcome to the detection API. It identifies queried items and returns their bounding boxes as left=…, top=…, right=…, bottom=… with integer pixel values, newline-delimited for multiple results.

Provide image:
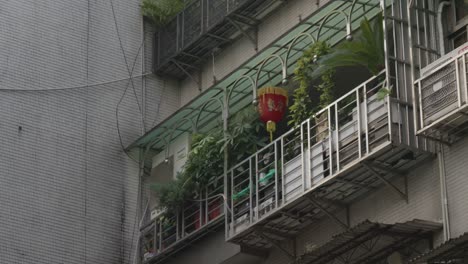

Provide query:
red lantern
left=257, top=86, right=288, bottom=141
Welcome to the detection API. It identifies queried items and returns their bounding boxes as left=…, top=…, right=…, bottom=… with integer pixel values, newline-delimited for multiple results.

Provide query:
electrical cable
left=151, top=78, right=167, bottom=128
left=109, top=0, right=146, bottom=133
left=115, top=39, right=144, bottom=164
left=0, top=73, right=151, bottom=92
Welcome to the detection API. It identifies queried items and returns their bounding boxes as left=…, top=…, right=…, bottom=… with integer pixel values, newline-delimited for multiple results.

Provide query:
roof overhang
left=410, top=233, right=468, bottom=263
left=127, top=0, right=384, bottom=157
left=298, top=219, right=442, bottom=264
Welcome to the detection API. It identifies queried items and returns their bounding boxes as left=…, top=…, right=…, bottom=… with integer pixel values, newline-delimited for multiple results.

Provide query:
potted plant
left=141, top=0, right=186, bottom=26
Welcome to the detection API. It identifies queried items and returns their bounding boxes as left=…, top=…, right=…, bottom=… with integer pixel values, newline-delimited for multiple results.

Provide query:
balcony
left=153, top=0, right=282, bottom=78
left=141, top=176, right=224, bottom=264
left=226, top=71, right=432, bottom=250
left=415, top=47, right=468, bottom=144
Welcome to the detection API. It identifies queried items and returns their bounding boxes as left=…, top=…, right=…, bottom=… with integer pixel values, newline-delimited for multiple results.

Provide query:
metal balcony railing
left=153, top=0, right=281, bottom=78
left=141, top=176, right=224, bottom=264
left=225, top=71, right=431, bottom=248
left=415, top=48, right=468, bottom=143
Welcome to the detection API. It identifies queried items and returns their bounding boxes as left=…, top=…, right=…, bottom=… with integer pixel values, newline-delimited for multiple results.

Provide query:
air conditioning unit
left=419, top=42, right=468, bottom=127
left=151, top=133, right=191, bottom=181
left=150, top=208, right=167, bottom=221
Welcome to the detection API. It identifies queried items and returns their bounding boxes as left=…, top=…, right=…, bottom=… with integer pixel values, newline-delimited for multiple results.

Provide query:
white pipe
left=437, top=2, right=451, bottom=55
left=438, top=144, right=451, bottom=241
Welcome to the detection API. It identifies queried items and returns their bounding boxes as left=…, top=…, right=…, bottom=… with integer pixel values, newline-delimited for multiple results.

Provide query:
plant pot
left=208, top=199, right=222, bottom=221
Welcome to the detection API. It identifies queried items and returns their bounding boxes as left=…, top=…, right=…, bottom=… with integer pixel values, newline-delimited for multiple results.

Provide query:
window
left=455, top=0, right=468, bottom=22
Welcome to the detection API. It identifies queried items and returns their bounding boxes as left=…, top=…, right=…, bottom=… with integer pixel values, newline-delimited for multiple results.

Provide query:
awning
left=127, top=0, right=384, bottom=154
left=410, top=233, right=468, bottom=263
left=298, top=219, right=442, bottom=264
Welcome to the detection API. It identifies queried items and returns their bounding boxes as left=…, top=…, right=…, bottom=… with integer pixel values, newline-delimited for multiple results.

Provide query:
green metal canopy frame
left=127, top=0, right=384, bottom=158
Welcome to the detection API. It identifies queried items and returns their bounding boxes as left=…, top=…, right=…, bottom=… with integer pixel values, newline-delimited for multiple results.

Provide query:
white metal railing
left=415, top=48, right=468, bottom=140
left=142, top=176, right=224, bottom=262
left=227, top=71, right=401, bottom=239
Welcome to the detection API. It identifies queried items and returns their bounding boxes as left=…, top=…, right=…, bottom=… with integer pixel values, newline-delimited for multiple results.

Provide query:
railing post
left=301, top=123, right=305, bottom=193
left=364, top=86, right=369, bottom=154
left=158, top=221, right=162, bottom=251
left=230, top=170, right=234, bottom=238
left=200, top=199, right=203, bottom=228
left=181, top=209, right=185, bottom=238
left=249, top=158, right=253, bottom=225
left=335, top=103, right=340, bottom=172
left=456, top=57, right=462, bottom=107
left=280, top=137, right=285, bottom=203
left=328, top=108, right=333, bottom=175
left=418, top=80, right=424, bottom=131
left=464, top=54, right=468, bottom=103
left=255, top=153, right=259, bottom=221
left=306, top=119, right=311, bottom=190
left=205, top=188, right=209, bottom=223
left=356, top=88, right=362, bottom=159
left=153, top=220, right=157, bottom=253
left=274, top=141, right=279, bottom=209
left=176, top=212, right=180, bottom=240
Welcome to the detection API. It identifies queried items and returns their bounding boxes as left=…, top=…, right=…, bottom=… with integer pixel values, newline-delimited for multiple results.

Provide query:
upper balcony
left=153, top=0, right=283, bottom=79
left=226, top=70, right=433, bottom=251
left=414, top=45, right=468, bottom=144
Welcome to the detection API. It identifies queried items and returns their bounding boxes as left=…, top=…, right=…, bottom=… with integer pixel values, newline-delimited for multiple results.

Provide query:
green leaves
left=311, top=13, right=385, bottom=79
left=289, top=41, right=333, bottom=127
left=141, top=0, right=185, bottom=26
left=151, top=105, right=267, bottom=212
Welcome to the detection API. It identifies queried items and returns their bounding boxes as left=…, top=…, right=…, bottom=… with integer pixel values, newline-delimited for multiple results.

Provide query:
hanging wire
left=109, top=0, right=146, bottom=133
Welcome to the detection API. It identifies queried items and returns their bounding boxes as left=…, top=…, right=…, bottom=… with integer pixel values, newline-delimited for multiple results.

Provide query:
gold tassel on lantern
left=266, top=121, right=276, bottom=142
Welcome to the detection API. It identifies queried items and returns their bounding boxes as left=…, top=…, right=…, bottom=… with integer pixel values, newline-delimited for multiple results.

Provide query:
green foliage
left=151, top=172, right=193, bottom=213
left=223, top=105, right=266, bottom=163
left=289, top=41, right=333, bottom=127
left=151, top=105, right=266, bottom=212
left=377, top=85, right=393, bottom=101
left=141, top=0, right=185, bottom=26
left=311, top=13, right=385, bottom=79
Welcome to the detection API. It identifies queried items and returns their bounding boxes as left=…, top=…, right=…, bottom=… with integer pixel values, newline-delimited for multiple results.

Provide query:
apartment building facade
left=133, top=0, right=468, bottom=264
left=0, top=0, right=467, bottom=264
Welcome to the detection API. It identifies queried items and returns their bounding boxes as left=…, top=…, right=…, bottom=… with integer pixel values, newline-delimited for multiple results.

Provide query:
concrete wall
left=0, top=0, right=179, bottom=263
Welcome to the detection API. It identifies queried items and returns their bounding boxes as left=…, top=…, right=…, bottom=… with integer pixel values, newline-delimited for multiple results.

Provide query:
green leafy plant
left=289, top=41, right=334, bottom=127
left=223, top=105, right=267, bottom=163
left=377, top=85, right=393, bottom=101
left=311, top=13, right=385, bottom=79
left=151, top=105, right=267, bottom=212
left=151, top=172, right=193, bottom=213
left=141, top=0, right=185, bottom=26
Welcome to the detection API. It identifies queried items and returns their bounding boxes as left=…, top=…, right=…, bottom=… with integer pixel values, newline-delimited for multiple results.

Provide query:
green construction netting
left=127, top=0, right=383, bottom=154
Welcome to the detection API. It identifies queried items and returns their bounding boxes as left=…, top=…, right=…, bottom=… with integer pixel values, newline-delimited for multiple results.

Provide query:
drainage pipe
left=437, top=2, right=451, bottom=55
left=438, top=144, right=451, bottom=241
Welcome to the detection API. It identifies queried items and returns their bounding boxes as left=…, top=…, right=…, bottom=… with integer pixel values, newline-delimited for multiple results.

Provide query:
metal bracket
left=306, top=197, right=349, bottom=230
left=255, top=229, right=295, bottom=260
left=226, top=17, right=258, bottom=51
left=171, top=59, right=202, bottom=92
left=363, top=163, right=408, bottom=203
